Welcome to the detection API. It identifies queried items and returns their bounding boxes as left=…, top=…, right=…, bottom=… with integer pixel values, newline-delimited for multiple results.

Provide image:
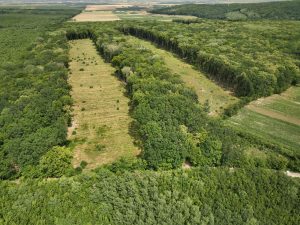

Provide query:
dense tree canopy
left=150, top=1, right=300, bottom=20
left=0, top=8, right=81, bottom=179
left=120, top=20, right=300, bottom=98
left=0, top=168, right=299, bottom=224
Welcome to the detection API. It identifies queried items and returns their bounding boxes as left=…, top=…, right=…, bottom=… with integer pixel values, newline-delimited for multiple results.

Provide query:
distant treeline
left=150, top=1, right=300, bottom=20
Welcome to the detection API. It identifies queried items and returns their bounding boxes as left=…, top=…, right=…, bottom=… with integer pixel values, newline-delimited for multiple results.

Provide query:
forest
left=0, top=7, right=81, bottom=179
left=1, top=167, right=299, bottom=224
left=0, top=2, right=299, bottom=224
left=150, top=0, right=300, bottom=20
left=120, top=20, right=300, bottom=99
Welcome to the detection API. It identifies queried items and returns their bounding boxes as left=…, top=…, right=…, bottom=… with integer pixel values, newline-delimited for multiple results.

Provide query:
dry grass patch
left=72, top=11, right=120, bottom=22
left=68, top=39, right=139, bottom=170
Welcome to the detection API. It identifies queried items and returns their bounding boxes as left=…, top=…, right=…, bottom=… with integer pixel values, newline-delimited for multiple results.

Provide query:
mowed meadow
left=68, top=39, right=139, bottom=169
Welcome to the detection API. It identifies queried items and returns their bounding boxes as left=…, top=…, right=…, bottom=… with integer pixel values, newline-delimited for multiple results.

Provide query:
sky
left=0, top=0, right=288, bottom=3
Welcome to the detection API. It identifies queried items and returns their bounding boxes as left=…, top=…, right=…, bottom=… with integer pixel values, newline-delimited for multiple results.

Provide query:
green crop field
left=227, top=86, right=300, bottom=151
left=257, top=86, right=300, bottom=120
left=227, top=107, right=300, bottom=151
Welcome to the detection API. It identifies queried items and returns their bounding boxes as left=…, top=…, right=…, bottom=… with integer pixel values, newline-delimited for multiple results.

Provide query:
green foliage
left=120, top=20, right=299, bottom=98
left=151, top=1, right=300, bottom=20
left=0, top=9, right=79, bottom=179
left=38, top=146, right=73, bottom=178
left=0, top=168, right=299, bottom=224
left=104, top=157, right=147, bottom=173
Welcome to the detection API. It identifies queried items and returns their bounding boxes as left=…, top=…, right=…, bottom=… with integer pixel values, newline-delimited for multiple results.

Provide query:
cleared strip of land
left=127, top=36, right=238, bottom=116
left=68, top=39, right=139, bottom=170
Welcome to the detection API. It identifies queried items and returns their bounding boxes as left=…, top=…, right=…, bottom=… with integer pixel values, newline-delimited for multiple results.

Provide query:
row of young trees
left=119, top=20, right=299, bottom=99
left=0, top=167, right=299, bottom=224
left=65, top=22, right=299, bottom=172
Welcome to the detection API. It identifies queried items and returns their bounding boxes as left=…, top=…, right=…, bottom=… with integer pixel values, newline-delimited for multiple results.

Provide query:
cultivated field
left=227, top=86, right=300, bottom=151
left=127, top=37, right=238, bottom=115
left=72, top=11, right=120, bottom=22
left=72, top=4, right=196, bottom=22
left=85, top=4, right=133, bottom=11
left=68, top=39, right=139, bottom=169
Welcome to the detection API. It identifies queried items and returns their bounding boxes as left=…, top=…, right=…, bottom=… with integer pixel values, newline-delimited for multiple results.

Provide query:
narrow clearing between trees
left=127, top=36, right=238, bottom=116
left=68, top=39, right=139, bottom=170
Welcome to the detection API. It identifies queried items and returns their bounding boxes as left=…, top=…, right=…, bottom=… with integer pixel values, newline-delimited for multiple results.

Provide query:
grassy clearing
left=68, top=39, right=139, bottom=170
left=127, top=36, right=238, bottom=116
left=227, top=108, right=300, bottom=151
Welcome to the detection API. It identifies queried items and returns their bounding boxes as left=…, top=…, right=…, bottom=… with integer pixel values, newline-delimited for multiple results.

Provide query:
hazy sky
left=0, top=0, right=288, bottom=3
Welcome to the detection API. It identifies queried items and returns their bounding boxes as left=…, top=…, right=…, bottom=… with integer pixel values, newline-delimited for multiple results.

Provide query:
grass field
left=127, top=37, right=238, bottom=115
left=227, top=86, right=300, bottom=151
left=68, top=39, right=139, bottom=169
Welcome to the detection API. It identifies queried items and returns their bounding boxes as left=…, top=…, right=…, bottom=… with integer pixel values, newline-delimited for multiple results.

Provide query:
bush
left=38, top=146, right=73, bottom=178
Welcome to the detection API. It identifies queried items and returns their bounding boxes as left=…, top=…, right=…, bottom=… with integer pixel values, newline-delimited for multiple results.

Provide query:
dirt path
left=127, top=37, right=238, bottom=116
left=68, top=39, right=139, bottom=170
left=247, top=104, right=300, bottom=126
left=286, top=171, right=300, bottom=178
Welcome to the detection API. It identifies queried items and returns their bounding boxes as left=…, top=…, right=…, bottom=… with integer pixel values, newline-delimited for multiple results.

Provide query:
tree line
left=119, top=20, right=299, bottom=99
left=150, top=1, right=300, bottom=20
